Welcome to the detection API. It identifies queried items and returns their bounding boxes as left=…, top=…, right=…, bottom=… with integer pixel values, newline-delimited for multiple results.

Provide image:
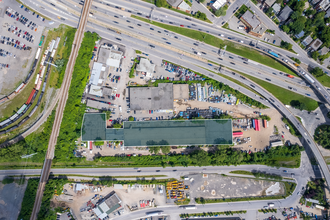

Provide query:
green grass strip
left=227, top=68, right=319, bottom=111
left=131, top=15, right=296, bottom=76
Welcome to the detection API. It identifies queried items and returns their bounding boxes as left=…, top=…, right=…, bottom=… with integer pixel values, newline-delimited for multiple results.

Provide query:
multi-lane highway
left=6, top=0, right=330, bottom=219
left=29, top=0, right=93, bottom=219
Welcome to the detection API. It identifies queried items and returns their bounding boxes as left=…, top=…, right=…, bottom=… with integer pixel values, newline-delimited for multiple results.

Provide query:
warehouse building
left=86, top=99, right=110, bottom=111
left=81, top=113, right=233, bottom=146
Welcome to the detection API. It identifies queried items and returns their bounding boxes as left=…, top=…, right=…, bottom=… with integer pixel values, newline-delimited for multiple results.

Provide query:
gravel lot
left=0, top=181, right=28, bottom=220
left=187, top=173, right=284, bottom=199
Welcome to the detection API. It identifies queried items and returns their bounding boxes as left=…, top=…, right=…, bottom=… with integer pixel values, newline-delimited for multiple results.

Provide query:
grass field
left=132, top=15, right=296, bottom=76
left=229, top=170, right=253, bottom=175
left=227, top=68, right=319, bottom=111
left=316, top=74, right=330, bottom=88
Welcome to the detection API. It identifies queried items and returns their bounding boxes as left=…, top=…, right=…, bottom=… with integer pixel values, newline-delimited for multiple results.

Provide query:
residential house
left=166, top=0, right=191, bottom=12
left=301, top=35, right=313, bottom=47
left=318, top=46, right=329, bottom=55
left=264, top=0, right=276, bottom=7
left=272, top=3, right=281, bottom=14
left=308, top=38, right=323, bottom=51
left=295, top=30, right=305, bottom=39
left=278, top=5, right=293, bottom=22
left=240, top=11, right=267, bottom=37
left=315, top=0, right=330, bottom=11
left=211, top=0, right=227, bottom=11
left=325, top=7, right=330, bottom=17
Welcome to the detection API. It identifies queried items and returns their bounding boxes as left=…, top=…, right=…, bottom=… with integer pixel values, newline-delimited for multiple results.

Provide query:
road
left=29, top=0, right=92, bottom=219
left=17, top=0, right=330, bottom=189
left=7, top=1, right=330, bottom=219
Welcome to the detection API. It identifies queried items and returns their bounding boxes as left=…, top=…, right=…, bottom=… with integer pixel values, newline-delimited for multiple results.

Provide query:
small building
left=136, top=58, right=155, bottom=78
left=315, top=0, right=330, bottom=11
left=130, top=83, right=173, bottom=110
left=308, top=38, right=323, bottom=51
left=264, top=0, right=276, bottom=7
left=89, top=62, right=104, bottom=86
left=301, top=35, right=313, bottom=47
left=93, top=191, right=122, bottom=219
left=325, top=7, right=330, bottom=17
left=278, top=5, right=293, bottom=22
left=102, top=87, right=112, bottom=97
left=211, top=0, right=227, bottom=10
left=86, top=99, right=110, bottom=110
left=98, top=46, right=123, bottom=68
left=270, top=140, right=283, bottom=147
left=173, top=84, right=189, bottom=100
left=272, top=3, right=281, bottom=14
left=240, top=11, right=266, bottom=37
left=295, top=30, right=305, bottom=39
left=166, top=0, right=191, bottom=12
left=318, top=47, right=329, bottom=55
left=89, top=85, right=103, bottom=97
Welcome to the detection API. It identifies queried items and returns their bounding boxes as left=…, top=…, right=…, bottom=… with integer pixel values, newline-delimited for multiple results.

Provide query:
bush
left=280, top=41, right=293, bottom=51
left=2, top=177, right=14, bottom=184
left=94, top=141, right=104, bottom=146
left=260, top=115, right=271, bottom=121
left=290, top=100, right=306, bottom=110
left=156, top=0, right=167, bottom=7
left=17, top=179, right=39, bottom=220
left=290, top=57, right=301, bottom=64
left=314, top=125, right=330, bottom=149
left=311, top=67, right=325, bottom=77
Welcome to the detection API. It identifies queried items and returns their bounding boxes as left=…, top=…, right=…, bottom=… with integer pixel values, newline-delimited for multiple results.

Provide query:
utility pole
left=219, top=45, right=227, bottom=57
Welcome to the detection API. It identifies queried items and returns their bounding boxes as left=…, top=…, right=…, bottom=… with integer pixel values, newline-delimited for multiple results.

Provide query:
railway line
left=29, top=0, right=93, bottom=219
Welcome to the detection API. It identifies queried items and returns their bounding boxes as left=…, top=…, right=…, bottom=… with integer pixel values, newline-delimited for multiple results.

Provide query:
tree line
left=55, top=31, right=99, bottom=163
left=96, top=145, right=302, bottom=168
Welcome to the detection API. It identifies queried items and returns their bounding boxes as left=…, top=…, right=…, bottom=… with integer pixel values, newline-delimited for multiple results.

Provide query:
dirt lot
left=58, top=183, right=167, bottom=220
left=186, top=174, right=285, bottom=199
left=0, top=181, right=28, bottom=220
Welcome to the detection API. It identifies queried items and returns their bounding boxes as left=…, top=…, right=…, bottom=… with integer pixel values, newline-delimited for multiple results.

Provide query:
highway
left=16, top=0, right=330, bottom=187
left=31, top=0, right=324, bottom=103
left=7, top=1, right=330, bottom=219
left=29, top=0, right=93, bottom=219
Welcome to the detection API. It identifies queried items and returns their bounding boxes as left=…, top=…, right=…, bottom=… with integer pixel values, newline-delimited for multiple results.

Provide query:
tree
left=290, top=11, right=300, bottom=20
left=194, top=11, right=207, bottom=21
left=280, top=41, right=293, bottom=50
left=282, top=25, right=290, bottom=33
left=290, top=100, right=306, bottom=110
left=128, top=116, right=134, bottom=121
left=320, top=26, right=330, bottom=47
left=113, top=123, right=122, bottom=128
left=161, top=146, right=171, bottom=154
left=305, top=9, right=316, bottom=17
left=311, top=67, right=325, bottom=77
left=215, top=5, right=228, bottom=17
left=156, top=0, right=167, bottom=7
left=311, top=51, right=319, bottom=60
left=94, top=141, right=104, bottom=146
left=149, top=146, right=160, bottom=154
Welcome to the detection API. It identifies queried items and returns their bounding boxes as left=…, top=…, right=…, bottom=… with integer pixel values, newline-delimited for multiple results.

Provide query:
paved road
left=29, top=0, right=93, bottom=219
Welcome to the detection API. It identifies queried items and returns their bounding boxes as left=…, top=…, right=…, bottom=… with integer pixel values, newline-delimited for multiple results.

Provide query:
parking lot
left=0, top=3, right=45, bottom=96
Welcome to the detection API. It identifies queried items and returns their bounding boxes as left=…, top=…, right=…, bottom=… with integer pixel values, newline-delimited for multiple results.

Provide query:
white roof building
left=211, top=0, right=227, bottom=10
left=89, top=85, right=103, bottom=97
left=177, top=0, right=191, bottom=12
left=106, top=50, right=122, bottom=68
left=136, top=58, right=155, bottom=78
left=90, top=62, right=104, bottom=85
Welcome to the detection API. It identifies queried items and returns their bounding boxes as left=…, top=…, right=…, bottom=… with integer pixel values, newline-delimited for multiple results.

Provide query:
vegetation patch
left=230, top=170, right=282, bottom=180
left=229, top=68, right=319, bottom=111
left=17, top=178, right=39, bottom=220
left=131, top=15, right=296, bottom=76
left=314, top=125, right=330, bottom=149
left=282, top=117, right=301, bottom=137
left=180, top=210, right=246, bottom=218
left=55, top=32, right=99, bottom=162
left=301, top=179, right=328, bottom=208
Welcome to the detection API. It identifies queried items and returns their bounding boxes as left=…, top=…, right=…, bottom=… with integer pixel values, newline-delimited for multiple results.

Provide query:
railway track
left=29, top=0, right=93, bottom=219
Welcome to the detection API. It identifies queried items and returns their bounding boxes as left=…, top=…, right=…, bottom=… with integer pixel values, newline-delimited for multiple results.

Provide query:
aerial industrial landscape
left=1, top=0, right=330, bottom=219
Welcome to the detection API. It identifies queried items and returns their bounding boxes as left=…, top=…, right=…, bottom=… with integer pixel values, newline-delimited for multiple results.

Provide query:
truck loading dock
left=81, top=113, right=233, bottom=146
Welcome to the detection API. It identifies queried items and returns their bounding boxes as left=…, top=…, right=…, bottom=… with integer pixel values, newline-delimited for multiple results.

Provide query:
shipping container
left=23, top=104, right=31, bottom=114
left=10, top=113, right=19, bottom=121
left=0, top=97, right=8, bottom=104
left=263, top=119, right=267, bottom=128
left=35, top=47, right=41, bottom=59
left=36, top=79, right=42, bottom=90
left=7, top=92, right=16, bottom=99
left=26, top=89, right=36, bottom=104
left=15, top=83, right=25, bottom=93
left=305, top=74, right=315, bottom=84
left=35, top=74, right=40, bottom=84
left=17, top=104, right=27, bottom=115
left=252, top=119, right=255, bottom=129
left=49, top=39, right=56, bottom=51
left=0, top=119, right=11, bottom=127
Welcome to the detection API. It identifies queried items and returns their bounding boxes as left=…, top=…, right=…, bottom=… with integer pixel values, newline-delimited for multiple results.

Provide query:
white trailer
left=35, top=47, right=41, bottom=59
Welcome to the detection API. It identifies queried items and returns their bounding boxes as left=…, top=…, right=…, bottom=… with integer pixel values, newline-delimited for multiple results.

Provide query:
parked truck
left=268, top=51, right=279, bottom=58
left=305, top=74, right=315, bottom=84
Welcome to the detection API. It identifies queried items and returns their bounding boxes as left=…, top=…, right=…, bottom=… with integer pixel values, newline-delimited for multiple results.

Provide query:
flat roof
left=89, top=85, right=103, bottom=97
left=130, top=83, right=173, bottom=110
left=98, top=47, right=111, bottom=64
left=86, top=100, right=110, bottom=111
left=90, top=62, right=103, bottom=85
left=107, top=50, right=122, bottom=67
left=136, top=58, right=155, bottom=74
left=81, top=113, right=233, bottom=146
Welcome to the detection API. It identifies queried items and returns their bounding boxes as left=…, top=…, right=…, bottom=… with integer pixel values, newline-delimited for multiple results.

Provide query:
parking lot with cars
left=0, top=3, right=45, bottom=95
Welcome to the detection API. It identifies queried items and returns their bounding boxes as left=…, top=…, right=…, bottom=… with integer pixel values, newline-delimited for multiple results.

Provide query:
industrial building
left=93, top=191, right=122, bottom=219
left=129, top=83, right=173, bottom=111
left=136, top=58, right=155, bottom=78
left=89, top=62, right=105, bottom=86
left=81, top=113, right=233, bottom=146
left=97, top=44, right=123, bottom=68
left=86, top=99, right=110, bottom=111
